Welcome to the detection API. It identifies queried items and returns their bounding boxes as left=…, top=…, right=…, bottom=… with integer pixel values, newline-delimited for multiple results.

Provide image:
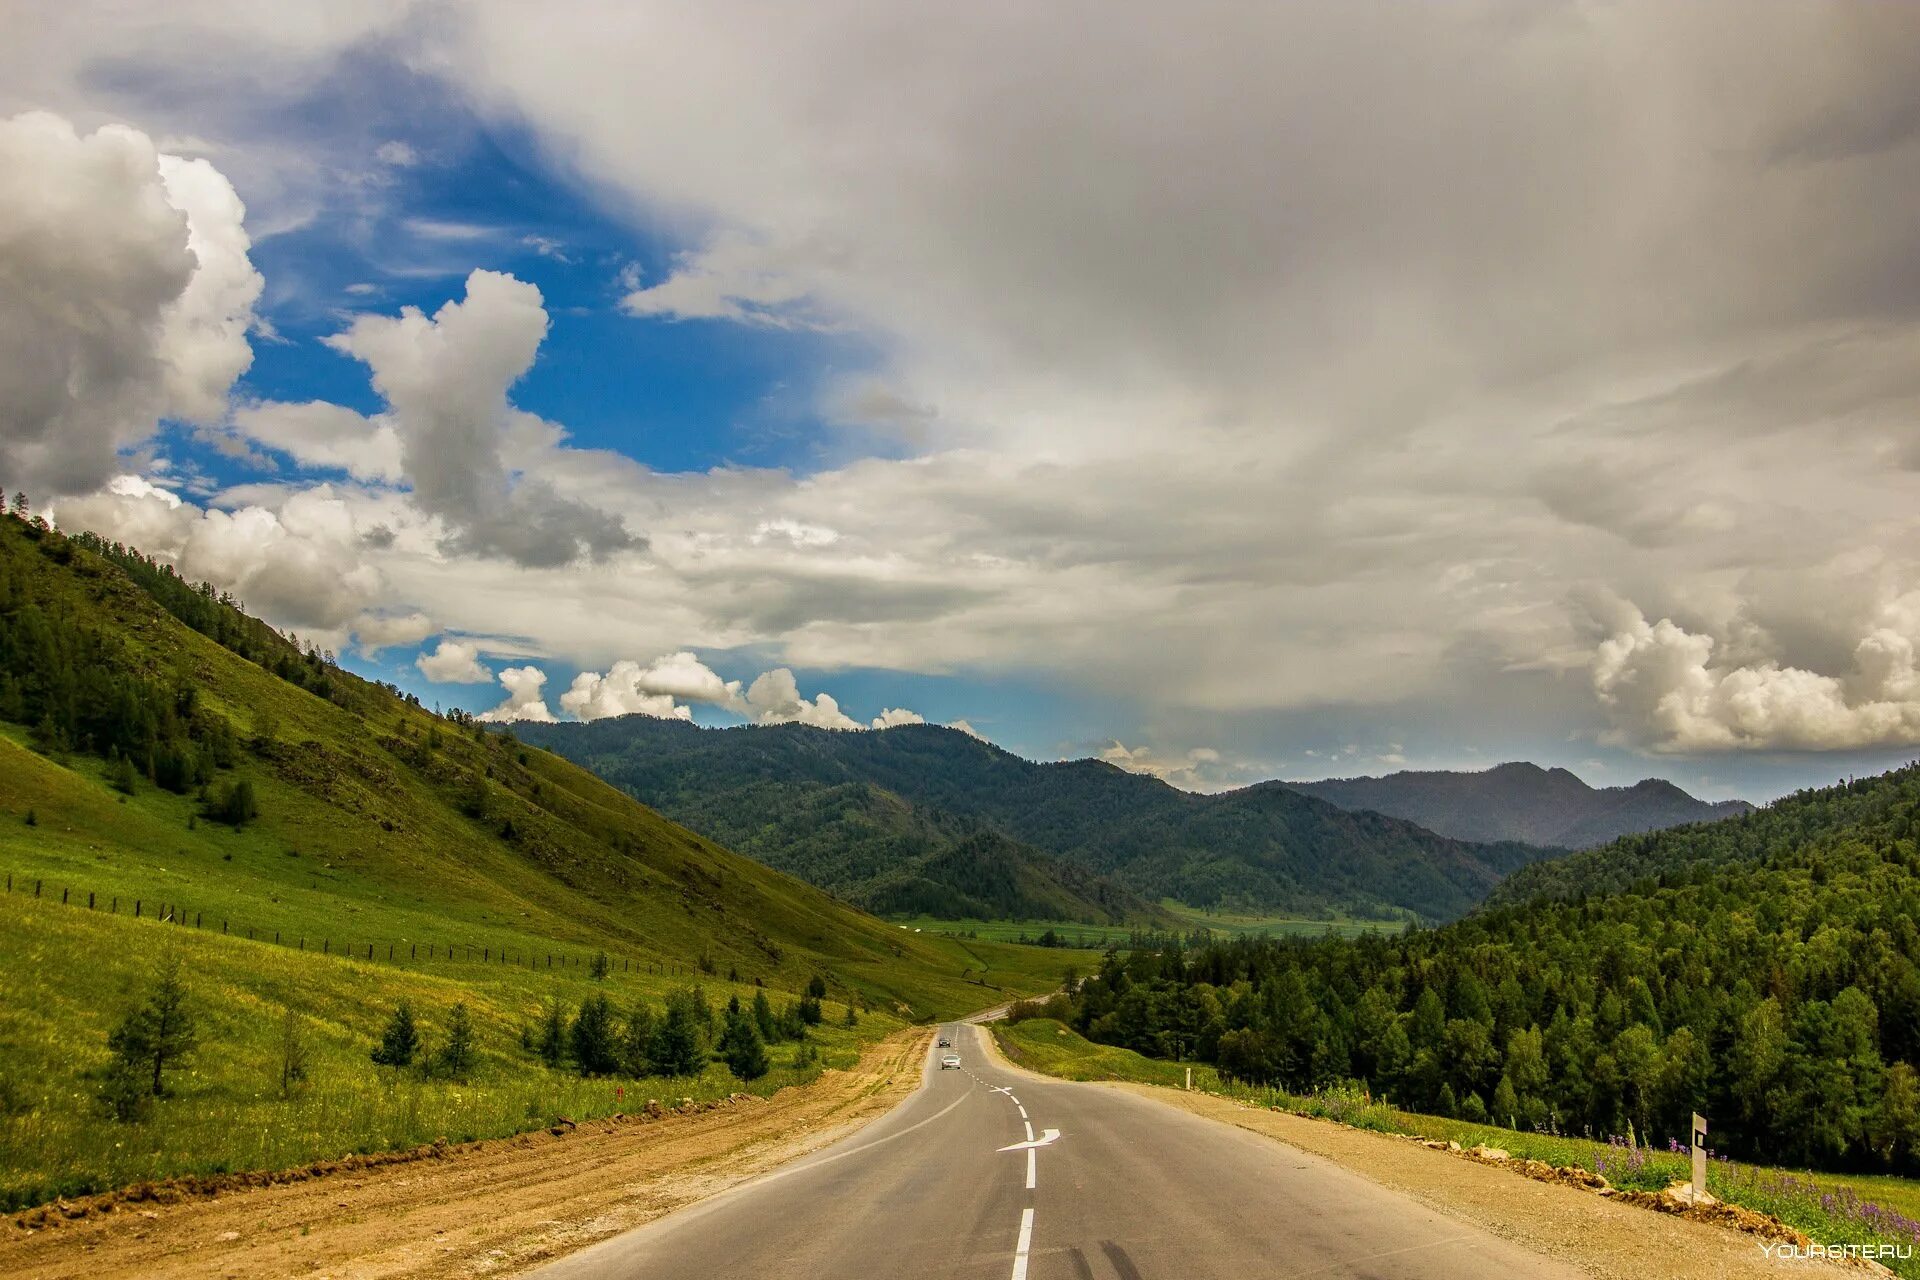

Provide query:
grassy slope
left=994, top=1018, right=1920, bottom=1273
left=0, top=520, right=1082, bottom=1206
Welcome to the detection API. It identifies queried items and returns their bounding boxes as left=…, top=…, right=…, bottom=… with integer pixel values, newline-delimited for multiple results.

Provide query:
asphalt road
left=533, top=1022, right=1582, bottom=1279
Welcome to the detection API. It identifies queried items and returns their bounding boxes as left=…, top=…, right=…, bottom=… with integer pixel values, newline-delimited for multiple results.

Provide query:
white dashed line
left=1010, top=1206, right=1035, bottom=1280
left=1023, top=1119, right=1034, bottom=1142
left=1026, top=1147, right=1036, bottom=1190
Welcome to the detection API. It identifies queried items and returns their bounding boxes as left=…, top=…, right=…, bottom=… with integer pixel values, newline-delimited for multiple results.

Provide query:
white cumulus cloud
left=1593, top=607, right=1920, bottom=752
left=478, top=665, right=557, bottom=723
left=0, top=111, right=260, bottom=497
left=416, top=638, right=494, bottom=684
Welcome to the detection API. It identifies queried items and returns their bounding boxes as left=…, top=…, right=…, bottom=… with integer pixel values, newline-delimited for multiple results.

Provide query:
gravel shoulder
left=0, top=1027, right=931, bottom=1280
left=978, top=1028, right=1853, bottom=1280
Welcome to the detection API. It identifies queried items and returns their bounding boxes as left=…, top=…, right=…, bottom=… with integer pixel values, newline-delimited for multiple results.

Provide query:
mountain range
left=517, top=718, right=1559, bottom=923
left=1282, top=761, right=1751, bottom=848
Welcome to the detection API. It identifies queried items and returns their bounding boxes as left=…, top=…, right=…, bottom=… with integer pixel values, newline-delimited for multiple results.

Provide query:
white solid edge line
left=1010, top=1206, right=1036, bottom=1280
left=1025, top=1146, right=1036, bottom=1190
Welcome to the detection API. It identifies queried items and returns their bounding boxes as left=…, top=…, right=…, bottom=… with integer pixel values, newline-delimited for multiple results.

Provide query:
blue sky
left=9, top=5, right=1920, bottom=804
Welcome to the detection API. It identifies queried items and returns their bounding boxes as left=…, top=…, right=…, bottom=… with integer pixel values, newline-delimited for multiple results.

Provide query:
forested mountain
left=1051, top=763, right=1920, bottom=1173
left=1284, top=761, right=1751, bottom=848
left=0, top=510, right=1042, bottom=1014
left=518, top=717, right=1557, bottom=922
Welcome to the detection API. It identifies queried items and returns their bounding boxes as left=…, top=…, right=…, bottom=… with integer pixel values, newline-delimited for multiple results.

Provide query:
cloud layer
left=12, top=7, right=1920, bottom=773
left=0, top=112, right=259, bottom=496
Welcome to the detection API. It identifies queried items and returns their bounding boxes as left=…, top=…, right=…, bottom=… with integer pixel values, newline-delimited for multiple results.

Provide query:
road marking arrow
left=998, top=1128, right=1061, bottom=1152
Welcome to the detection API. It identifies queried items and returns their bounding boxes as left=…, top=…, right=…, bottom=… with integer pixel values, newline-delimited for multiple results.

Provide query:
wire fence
left=1, top=868, right=702, bottom=978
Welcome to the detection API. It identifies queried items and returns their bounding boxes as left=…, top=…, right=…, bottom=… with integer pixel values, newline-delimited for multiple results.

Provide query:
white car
left=940, top=1053, right=961, bottom=1070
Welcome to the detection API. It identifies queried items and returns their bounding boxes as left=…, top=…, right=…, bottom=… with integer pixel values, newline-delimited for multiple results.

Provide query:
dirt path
left=1, top=1028, right=931, bottom=1280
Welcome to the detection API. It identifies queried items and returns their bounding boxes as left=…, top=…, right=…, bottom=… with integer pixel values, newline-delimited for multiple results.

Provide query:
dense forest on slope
left=1048, top=764, right=1920, bottom=1172
left=521, top=717, right=1556, bottom=921
left=1487, top=766, right=1917, bottom=906
left=1285, top=761, right=1751, bottom=848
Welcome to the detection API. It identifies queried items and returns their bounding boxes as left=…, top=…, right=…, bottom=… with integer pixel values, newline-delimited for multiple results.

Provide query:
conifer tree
left=571, top=994, right=621, bottom=1075
left=435, top=1002, right=477, bottom=1079
left=718, top=994, right=770, bottom=1081
left=372, top=1000, right=421, bottom=1067
left=650, top=991, right=707, bottom=1077
left=100, top=954, right=196, bottom=1119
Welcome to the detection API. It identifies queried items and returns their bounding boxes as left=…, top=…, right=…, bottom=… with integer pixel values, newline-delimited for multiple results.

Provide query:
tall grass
left=0, top=890, right=877, bottom=1211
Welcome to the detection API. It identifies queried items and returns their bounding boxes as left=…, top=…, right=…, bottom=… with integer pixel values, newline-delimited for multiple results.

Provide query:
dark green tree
left=100, top=954, right=196, bottom=1119
left=372, top=1000, right=422, bottom=1067
left=752, top=989, right=777, bottom=1042
left=536, top=998, right=568, bottom=1068
left=717, top=995, right=770, bottom=1081
left=651, top=990, right=707, bottom=1077
left=438, top=1002, right=478, bottom=1080
left=571, top=994, right=621, bottom=1075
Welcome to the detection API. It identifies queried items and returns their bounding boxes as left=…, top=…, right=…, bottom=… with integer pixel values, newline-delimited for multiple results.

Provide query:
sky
left=5, top=2, right=1920, bottom=802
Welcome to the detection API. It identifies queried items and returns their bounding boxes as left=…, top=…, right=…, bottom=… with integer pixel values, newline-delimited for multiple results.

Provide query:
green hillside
left=0, top=512, right=1084, bottom=1207
left=512, top=720, right=1158, bottom=924
left=521, top=717, right=1555, bottom=921
left=1025, top=763, right=1920, bottom=1175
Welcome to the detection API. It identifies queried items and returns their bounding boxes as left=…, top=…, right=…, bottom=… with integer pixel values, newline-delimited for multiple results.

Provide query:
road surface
left=533, top=1022, right=1581, bottom=1279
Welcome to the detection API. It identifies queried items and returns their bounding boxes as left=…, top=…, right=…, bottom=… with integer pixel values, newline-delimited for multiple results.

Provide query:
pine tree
left=650, top=994, right=706, bottom=1077
left=589, top=950, right=611, bottom=981
left=101, top=954, right=197, bottom=1119
left=843, top=1003, right=859, bottom=1028
left=537, top=998, right=568, bottom=1067
left=438, top=1002, right=477, bottom=1080
left=571, top=994, right=621, bottom=1075
left=622, top=1003, right=657, bottom=1076
left=717, top=995, right=770, bottom=1081
left=372, top=1000, right=421, bottom=1067
left=752, top=989, right=777, bottom=1042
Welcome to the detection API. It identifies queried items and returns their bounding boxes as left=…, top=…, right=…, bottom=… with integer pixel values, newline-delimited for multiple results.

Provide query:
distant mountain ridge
left=1282, top=761, right=1752, bottom=849
left=517, top=719, right=1559, bottom=922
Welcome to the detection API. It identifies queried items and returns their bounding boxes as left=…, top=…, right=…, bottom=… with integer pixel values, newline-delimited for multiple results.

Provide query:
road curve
left=531, top=1022, right=1581, bottom=1279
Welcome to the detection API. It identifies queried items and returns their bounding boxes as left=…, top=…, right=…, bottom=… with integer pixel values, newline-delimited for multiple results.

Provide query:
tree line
left=1046, top=764, right=1920, bottom=1173
left=97, top=957, right=854, bottom=1122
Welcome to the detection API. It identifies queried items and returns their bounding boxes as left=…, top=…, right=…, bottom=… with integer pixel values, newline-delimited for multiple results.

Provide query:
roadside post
left=1691, top=1113, right=1707, bottom=1201
left=1185, top=1066, right=1192, bottom=1091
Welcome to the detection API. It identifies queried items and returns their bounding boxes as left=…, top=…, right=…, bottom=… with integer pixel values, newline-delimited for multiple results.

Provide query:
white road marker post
left=1186, top=1066, right=1192, bottom=1091
left=1691, top=1113, right=1708, bottom=1202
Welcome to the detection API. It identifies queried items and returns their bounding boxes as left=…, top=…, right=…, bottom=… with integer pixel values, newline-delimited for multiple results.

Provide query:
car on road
left=937, top=1036, right=952, bottom=1047
left=940, top=1054, right=961, bottom=1069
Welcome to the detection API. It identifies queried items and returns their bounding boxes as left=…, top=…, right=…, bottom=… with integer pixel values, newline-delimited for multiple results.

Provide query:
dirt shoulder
left=979, top=1029, right=1853, bottom=1280
left=1, top=1028, right=931, bottom=1280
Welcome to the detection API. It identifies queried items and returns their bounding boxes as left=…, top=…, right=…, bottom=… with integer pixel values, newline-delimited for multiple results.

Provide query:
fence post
left=89, top=892, right=95, bottom=909
left=324, top=939, right=329, bottom=955
left=135, top=899, right=141, bottom=917
left=111, top=896, right=117, bottom=913
left=62, top=887, right=68, bottom=904
left=196, top=912, right=201, bottom=928
left=35, top=880, right=41, bottom=897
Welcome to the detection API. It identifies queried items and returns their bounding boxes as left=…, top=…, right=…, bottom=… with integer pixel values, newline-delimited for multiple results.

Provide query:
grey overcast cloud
left=6, top=2, right=1920, bottom=800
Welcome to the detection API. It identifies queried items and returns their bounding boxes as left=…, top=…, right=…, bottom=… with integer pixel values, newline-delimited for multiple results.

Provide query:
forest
left=1055, top=763, right=1920, bottom=1172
